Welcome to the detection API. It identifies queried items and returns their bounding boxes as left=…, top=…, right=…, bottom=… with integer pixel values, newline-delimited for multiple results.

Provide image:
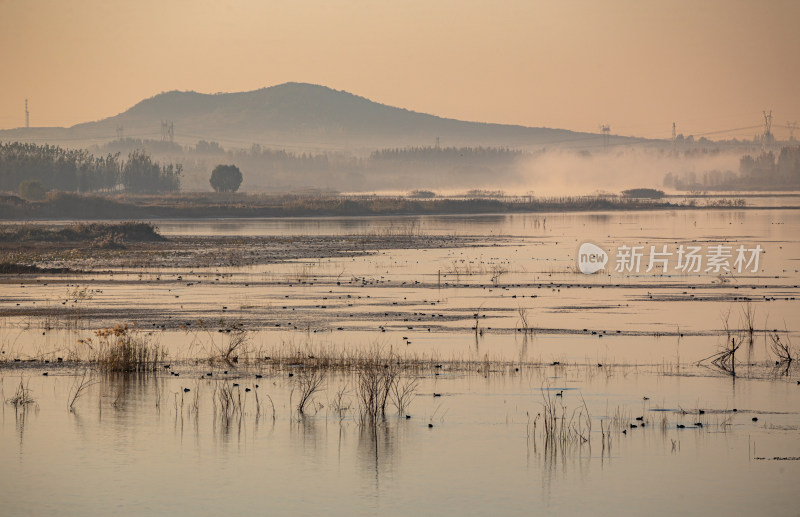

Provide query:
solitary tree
left=210, top=164, right=242, bottom=193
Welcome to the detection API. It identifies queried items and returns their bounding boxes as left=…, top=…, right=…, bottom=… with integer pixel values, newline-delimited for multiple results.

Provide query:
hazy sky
left=1, top=0, right=798, bottom=139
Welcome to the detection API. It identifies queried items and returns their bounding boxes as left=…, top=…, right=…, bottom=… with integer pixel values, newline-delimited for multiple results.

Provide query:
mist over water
left=512, top=148, right=742, bottom=196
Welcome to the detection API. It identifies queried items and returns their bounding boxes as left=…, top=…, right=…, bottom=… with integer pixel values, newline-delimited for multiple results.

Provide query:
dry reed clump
left=214, top=383, right=244, bottom=426
left=5, top=379, right=37, bottom=409
left=192, top=320, right=250, bottom=366
left=257, top=340, right=519, bottom=374
left=88, top=324, right=166, bottom=372
left=0, top=221, right=165, bottom=243
left=538, top=387, right=591, bottom=452
left=212, top=382, right=271, bottom=424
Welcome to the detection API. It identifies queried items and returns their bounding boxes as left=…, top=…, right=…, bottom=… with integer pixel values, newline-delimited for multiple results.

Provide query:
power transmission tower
left=600, top=124, right=610, bottom=148
left=116, top=125, right=124, bottom=140
left=161, top=120, right=174, bottom=143
left=25, top=99, right=29, bottom=128
left=761, top=110, right=773, bottom=150
left=672, top=122, right=677, bottom=150
left=787, top=121, right=798, bottom=142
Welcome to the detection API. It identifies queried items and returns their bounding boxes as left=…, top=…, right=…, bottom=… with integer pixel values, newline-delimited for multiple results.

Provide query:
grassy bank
left=0, top=191, right=700, bottom=220
left=0, top=221, right=164, bottom=242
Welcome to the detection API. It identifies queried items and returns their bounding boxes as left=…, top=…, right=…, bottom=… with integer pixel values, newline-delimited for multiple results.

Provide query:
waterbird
left=433, top=393, right=442, bottom=397
left=555, top=390, right=564, bottom=397
left=428, top=423, right=434, bottom=428
left=183, top=388, right=190, bottom=393
left=677, top=424, right=685, bottom=428
left=635, top=416, right=644, bottom=421
left=752, top=417, right=758, bottom=422
left=630, top=424, right=637, bottom=429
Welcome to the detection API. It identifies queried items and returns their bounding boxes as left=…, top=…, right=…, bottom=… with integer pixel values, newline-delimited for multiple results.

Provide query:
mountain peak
left=4, top=83, right=611, bottom=149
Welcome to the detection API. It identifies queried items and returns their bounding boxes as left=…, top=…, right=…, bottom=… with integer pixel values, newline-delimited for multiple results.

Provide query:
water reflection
left=0, top=363, right=798, bottom=516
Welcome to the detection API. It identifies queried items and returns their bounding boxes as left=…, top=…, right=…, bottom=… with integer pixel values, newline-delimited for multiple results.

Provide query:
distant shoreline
left=1, top=192, right=799, bottom=221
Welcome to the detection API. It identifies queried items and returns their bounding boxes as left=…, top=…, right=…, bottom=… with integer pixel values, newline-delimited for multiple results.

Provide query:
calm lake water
left=1, top=210, right=799, bottom=516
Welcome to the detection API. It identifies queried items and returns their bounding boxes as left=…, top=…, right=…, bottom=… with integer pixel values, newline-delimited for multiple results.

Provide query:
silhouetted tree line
left=665, top=146, right=800, bottom=190
left=0, top=142, right=181, bottom=194
left=370, top=146, right=522, bottom=167
left=94, top=138, right=184, bottom=156
left=0, top=142, right=121, bottom=193
left=203, top=143, right=522, bottom=176
left=194, top=140, right=225, bottom=154
left=228, top=144, right=360, bottom=175
left=121, top=150, right=182, bottom=194
left=739, top=147, right=800, bottom=184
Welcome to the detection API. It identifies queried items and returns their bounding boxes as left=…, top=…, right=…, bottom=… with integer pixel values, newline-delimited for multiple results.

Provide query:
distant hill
left=0, top=83, right=636, bottom=151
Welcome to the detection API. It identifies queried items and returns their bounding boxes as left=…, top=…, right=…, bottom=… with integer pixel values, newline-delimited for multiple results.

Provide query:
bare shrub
left=356, top=350, right=398, bottom=425
left=296, top=367, right=325, bottom=414
left=68, top=370, right=97, bottom=411
left=390, top=376, right=419, bottom=415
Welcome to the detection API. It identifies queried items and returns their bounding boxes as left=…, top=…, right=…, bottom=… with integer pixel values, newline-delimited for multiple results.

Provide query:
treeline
left=0, top=142, right=182, bottom=195
left=121, top=150, right=182, bottom=194
left=664, top=146, right=800, bottom=190
left=739, top=147, right=800, bottom=183
left=95, top=138, right=184, bottom=156
left=230, top=144, right=360, bottom=175
left=370, top=146, right=522, bottom=166
left=99, top=138, right=522, bottom=172
left=0, top=142, right=121, bottom=192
